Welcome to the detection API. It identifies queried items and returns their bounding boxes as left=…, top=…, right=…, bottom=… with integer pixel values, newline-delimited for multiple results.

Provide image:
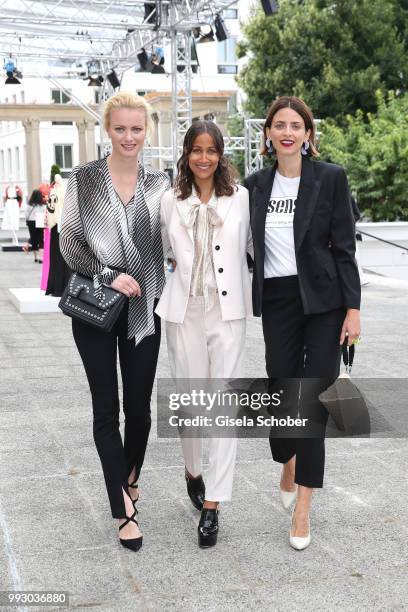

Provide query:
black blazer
left=244, top=156, right=361, bottom=317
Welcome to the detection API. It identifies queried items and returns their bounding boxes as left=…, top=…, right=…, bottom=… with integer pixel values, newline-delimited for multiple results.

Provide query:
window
left=218, top=65, right=238, bottom=74
left=0, top=151, right=4, bottom=180
left=54, top=144, right=73, bottom=178
left=217, top=38, right=238, bottom=74
left=222, top=8, right=238, bottom=19
left=94, top=90, right=101, bottom=104
left=20, top=91, right=25, bottom=103
left=51, top=89, right=71, bottom=104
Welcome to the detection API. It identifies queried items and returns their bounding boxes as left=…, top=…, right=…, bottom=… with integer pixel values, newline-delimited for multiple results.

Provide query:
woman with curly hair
left=156, top=120, right=253, bottom=548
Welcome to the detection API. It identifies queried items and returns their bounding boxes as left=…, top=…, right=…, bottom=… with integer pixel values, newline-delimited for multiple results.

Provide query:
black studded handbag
left=59, top=271, right=126, bottom=332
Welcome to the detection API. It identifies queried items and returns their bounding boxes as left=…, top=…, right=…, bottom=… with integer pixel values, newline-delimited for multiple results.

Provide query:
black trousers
left=26, top=221, right=44, bottom=251
left=72, top=302, right=161, bottom=517
left=46, top=226, right=70, bottom=297
left=262, top=276, right=345, bottom=488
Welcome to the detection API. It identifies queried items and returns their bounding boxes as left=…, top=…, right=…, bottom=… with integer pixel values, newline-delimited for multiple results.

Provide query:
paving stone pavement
left=0, top=250, right=407, bottom=612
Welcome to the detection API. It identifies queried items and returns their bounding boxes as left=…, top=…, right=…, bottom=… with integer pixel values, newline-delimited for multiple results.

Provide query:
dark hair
left=29, top=189, right=44, bottom=206
left=261, top=96, right=318, bottom=157
left=174, top=120, right=237, bottom=200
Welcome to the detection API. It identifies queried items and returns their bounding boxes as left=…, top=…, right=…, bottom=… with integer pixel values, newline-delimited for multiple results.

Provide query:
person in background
left=23, top=189, right=45, bottom=263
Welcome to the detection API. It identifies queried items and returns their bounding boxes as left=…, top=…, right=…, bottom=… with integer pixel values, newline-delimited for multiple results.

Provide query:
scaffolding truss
left=0, top=0, right=254, bottom=170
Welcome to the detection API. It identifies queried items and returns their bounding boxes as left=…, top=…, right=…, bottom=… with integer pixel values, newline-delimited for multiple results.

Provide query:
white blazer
left=155, top=185, right=253, bottom=324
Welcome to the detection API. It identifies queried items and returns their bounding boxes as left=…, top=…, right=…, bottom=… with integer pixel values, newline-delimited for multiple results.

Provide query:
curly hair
left=174, top=121, right=237, bottom=200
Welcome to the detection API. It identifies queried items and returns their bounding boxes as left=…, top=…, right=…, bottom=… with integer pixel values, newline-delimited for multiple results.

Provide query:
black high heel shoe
left=185, top=470, right=205, bottom=511
left=198, top=508, right=219, bottom=548
left=119, top=510, right=143, bottom=552
left=128, top=481, right=139, bottom=509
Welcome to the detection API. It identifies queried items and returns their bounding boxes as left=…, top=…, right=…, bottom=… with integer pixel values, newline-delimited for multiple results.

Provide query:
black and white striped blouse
left=60, top=157, right=170, bottom=345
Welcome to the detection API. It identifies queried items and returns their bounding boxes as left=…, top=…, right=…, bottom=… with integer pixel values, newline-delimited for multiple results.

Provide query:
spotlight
left=214, top=14, right=229, bottom=42
left=3, top=56, right=22, bottom=84
left=197, top=25, right=215, bottom=44
left=144, top=1, right=161, bottom=29
left=191, top=39, right=199, bottom=73
left=88, top=75, right=104, bottom=86
left=261, top=0, right=279, bottom=15
left=151, top=46, right=164, bottom=66
left=144, top=2, right=156, bottom=24
left=136, top=48, right=152, bottom=71
left=151, top=57, right=166, bottom=74
left=5, top=73, right=20, bottom=85
left=107, top=70, right=120, bottom=89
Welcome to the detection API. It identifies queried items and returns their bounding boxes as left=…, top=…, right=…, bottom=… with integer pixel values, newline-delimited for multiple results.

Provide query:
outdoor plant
left=319, top=91, right=408, bottom=221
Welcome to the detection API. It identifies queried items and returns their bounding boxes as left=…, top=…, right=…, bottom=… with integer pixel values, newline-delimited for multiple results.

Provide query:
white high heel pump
left=289, top=507, right=311, bottom=550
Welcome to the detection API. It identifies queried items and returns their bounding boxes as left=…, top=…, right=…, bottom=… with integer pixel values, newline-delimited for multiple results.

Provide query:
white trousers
left=166, top=294, right=246, bottom=502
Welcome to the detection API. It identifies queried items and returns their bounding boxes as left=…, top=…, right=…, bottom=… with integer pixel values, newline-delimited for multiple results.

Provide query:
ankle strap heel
left=119, top=510, right=143, bottom=552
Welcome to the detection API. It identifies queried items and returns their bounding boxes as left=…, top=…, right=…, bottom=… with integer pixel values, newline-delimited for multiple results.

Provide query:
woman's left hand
left=340, top=308, right=361, bottom=346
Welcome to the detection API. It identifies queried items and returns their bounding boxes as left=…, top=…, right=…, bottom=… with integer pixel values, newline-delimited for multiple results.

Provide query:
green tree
left=319, top=91, right=408, bottom=221
left=50, top=164, right=61, bottom=184
left=226, top=113, right=245, bottom=181
left=237, top=0, right=408, bottom=121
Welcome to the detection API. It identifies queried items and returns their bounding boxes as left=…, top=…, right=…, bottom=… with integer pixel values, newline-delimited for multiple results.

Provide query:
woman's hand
left=167, top=258, right=177, bottom=272
left=340, top=308, right=361, bottom=346
left=111, top=273, right=141, bottom=298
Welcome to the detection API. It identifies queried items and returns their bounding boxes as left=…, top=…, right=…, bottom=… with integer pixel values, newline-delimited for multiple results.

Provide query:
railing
left=357, top=229, right=408, bottom=253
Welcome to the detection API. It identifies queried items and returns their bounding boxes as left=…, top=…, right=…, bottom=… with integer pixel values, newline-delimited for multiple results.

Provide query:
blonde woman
left=60, top=92, right=170, bottom=551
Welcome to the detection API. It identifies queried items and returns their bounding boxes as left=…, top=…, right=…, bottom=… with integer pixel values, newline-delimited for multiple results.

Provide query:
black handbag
left=59, top=271, right=126, bottom=332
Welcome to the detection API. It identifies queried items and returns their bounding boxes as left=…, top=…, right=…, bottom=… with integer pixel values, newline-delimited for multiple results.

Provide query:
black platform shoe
left=185, top=470, right=205, bottom=511
left=119, top=510, right=143, bottom=552
left=198, top=508, right=219, bottom=548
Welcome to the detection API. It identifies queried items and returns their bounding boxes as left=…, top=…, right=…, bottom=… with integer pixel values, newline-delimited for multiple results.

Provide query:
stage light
left=107, top=70, right=120, bottom=89
left=4, top=56, right=22, bottom=84
left=136, top=48, right=153, bottom=71
left=151, top=58, right=165, bottom=74
left=144, top=1, right=161, bottom=29
left=88, top=75, right=104, bottom=86
left=197, top=25, right=215, bottom=44
left=214, top=14, right=229, bottom=41
left=261, top=0, right=279, bottom=15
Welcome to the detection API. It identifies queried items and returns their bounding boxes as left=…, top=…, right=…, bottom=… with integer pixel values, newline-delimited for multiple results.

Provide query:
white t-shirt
left=264, top=170, right=300, bottom=278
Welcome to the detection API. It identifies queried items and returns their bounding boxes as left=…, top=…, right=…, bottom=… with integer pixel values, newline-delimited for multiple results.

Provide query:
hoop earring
left=265, top=138, right=275, bottom=154
left=301, top=140, right=310, bottom=156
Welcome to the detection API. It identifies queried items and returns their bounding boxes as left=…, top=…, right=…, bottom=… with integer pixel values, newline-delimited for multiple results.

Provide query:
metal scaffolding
left=0, top=0, right=239, bottom=169
left=0, top=0, right=270, bottom=176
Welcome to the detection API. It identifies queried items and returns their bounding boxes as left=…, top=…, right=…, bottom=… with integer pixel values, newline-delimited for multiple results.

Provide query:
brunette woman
left=156, top=121, right=252, bottom=548
left=244, top=96, right=361, bottom=550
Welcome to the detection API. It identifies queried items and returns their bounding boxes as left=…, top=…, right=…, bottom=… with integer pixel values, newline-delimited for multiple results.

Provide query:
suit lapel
left=175, top=199, right=194, bottom=244
left=213, top=194, right=234, bottom=240
left=293, top=157, right=321, bottom=252
left=252, top=165, right=277, bottom=252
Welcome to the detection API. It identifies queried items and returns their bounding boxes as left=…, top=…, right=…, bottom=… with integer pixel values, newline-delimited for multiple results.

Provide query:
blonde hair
left=103, top=91, right=154, bottom=136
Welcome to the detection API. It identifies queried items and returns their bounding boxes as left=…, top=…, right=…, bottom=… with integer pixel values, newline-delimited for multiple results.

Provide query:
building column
left=85, top=120, right=96, bottom=162
left=76, top=120, right=87, bottom=164
left=23, top=118, right=42, bottom=195
left=77, top=119, right=96, bottom=163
